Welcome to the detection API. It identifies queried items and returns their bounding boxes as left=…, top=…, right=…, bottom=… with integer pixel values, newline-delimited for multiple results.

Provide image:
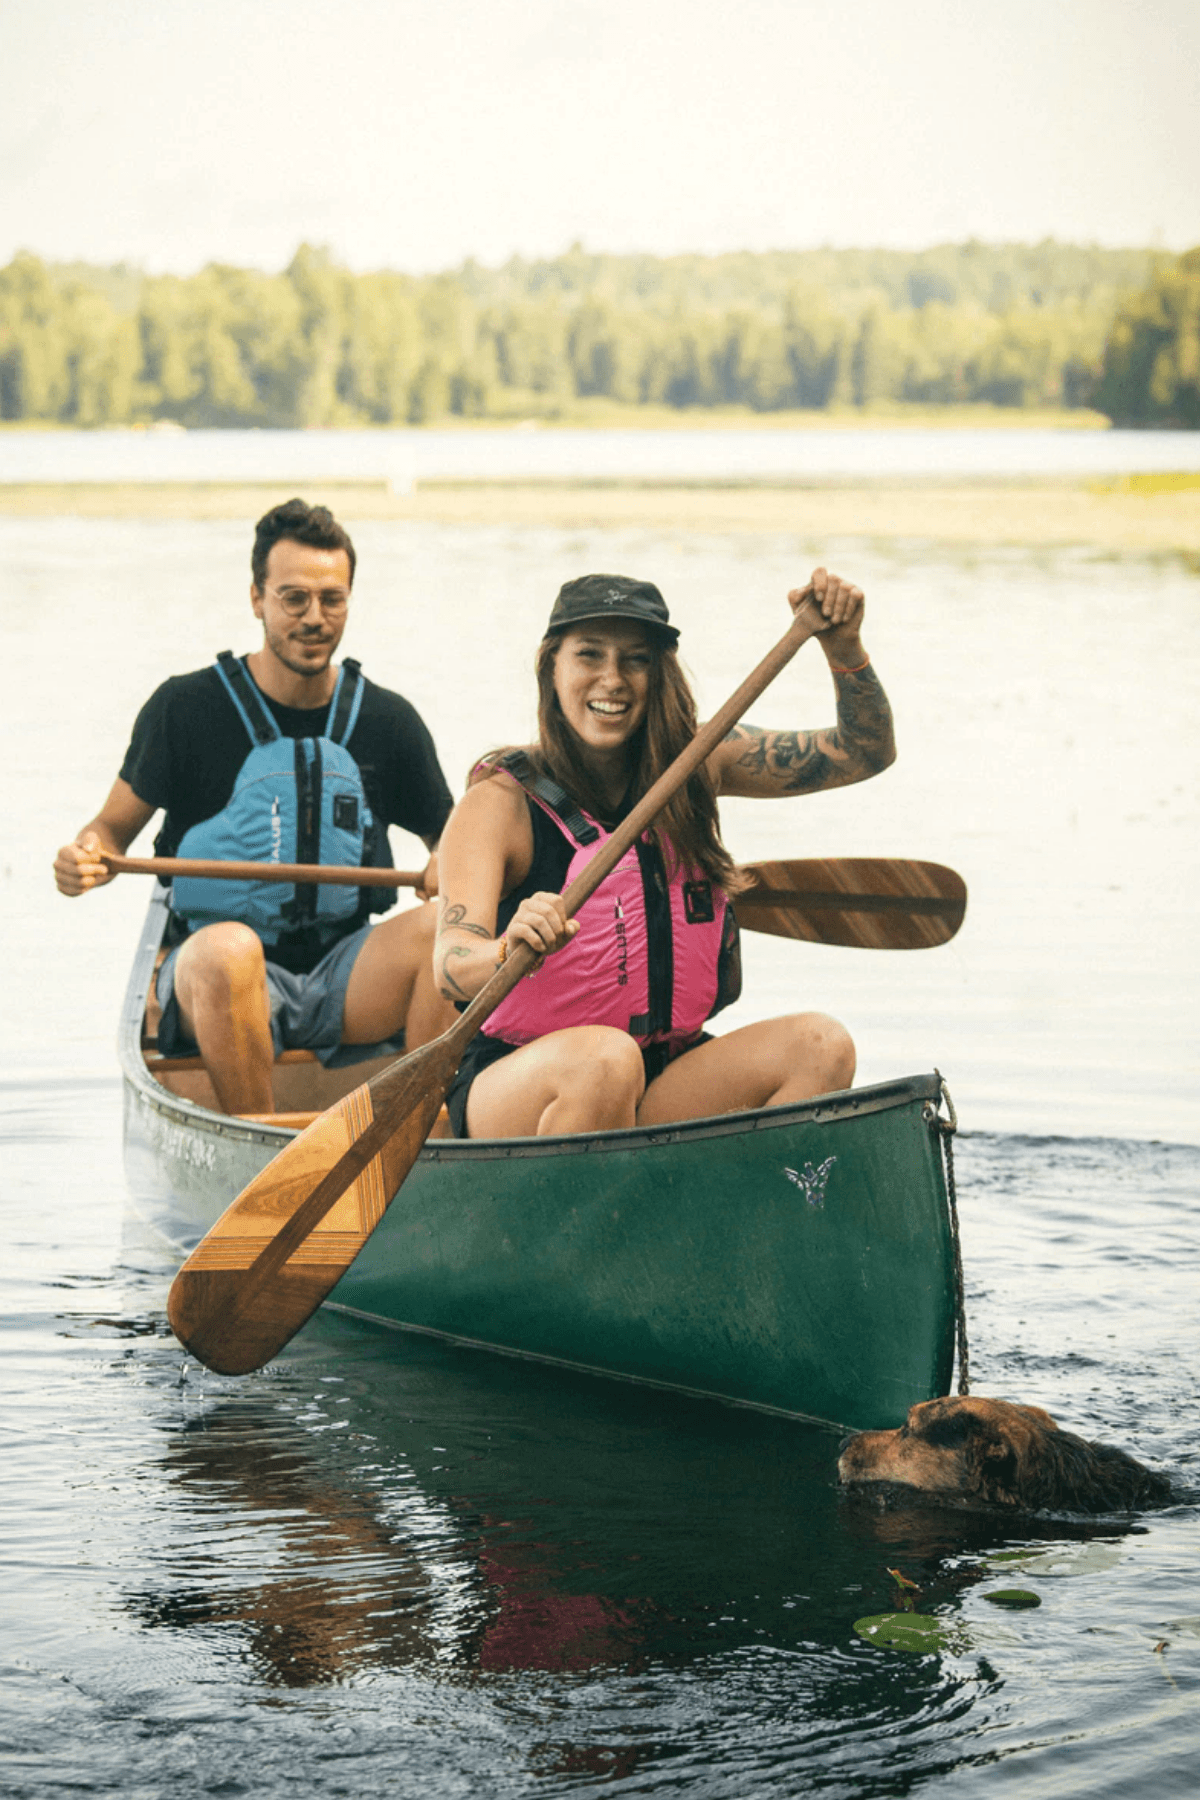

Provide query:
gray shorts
left=155, top=923, right=402, bottom=1068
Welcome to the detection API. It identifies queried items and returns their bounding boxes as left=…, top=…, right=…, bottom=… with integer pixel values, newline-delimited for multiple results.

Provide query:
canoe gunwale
left=121, top=887, right=946, bottom=1159
left=420, top=1072, right=944, bottom=1161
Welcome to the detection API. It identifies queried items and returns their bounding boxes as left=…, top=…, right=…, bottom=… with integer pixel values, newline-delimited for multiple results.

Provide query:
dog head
left=838, top=1396, right=1170, bottom=1515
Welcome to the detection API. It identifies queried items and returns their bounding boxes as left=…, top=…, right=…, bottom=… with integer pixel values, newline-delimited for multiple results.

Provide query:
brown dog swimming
left=838, top=1396, right=1171, bottom=1515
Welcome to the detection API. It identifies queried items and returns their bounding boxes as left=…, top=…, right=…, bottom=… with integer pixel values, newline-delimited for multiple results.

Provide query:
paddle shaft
left=105, top=850, right=965, bottom=943
left=102, top=854, right=424, bottom=889
left=228, top=600, right=827, bottom=1298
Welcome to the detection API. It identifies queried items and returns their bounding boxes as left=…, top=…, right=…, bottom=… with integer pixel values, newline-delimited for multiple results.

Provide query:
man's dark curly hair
left=251, top=498, right=357, bottom=591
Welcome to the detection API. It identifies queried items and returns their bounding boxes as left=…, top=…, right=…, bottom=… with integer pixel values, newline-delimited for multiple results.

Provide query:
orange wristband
left=830, top=656, right=871, bottom=675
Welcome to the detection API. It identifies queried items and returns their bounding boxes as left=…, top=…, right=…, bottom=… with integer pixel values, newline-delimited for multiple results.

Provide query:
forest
left=0, top=240, right=1194, bottom=428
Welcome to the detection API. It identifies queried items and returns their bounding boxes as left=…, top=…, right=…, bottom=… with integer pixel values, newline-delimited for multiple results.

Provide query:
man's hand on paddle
left=54, top=779, right=156, bottom=897
left=54, top=830, right=116, bottom=897
left=415, top=849, right=440, bottom=902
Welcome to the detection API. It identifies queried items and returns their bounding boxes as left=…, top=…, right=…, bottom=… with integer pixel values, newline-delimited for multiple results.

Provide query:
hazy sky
left=4, top=0, right=1198, bottom=274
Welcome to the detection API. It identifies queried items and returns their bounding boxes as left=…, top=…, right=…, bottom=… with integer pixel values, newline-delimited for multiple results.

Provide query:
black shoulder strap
left=327, top=657, right=362, bottom=745
left=496, top=750, right=600, bottom=846
left=215, top=650, right=279, bottom=747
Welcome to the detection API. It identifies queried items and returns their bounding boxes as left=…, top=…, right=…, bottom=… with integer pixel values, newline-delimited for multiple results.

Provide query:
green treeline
left=0, top=239, right=1193, bottom=428
left=1092, top=249, right=1200, bottom=427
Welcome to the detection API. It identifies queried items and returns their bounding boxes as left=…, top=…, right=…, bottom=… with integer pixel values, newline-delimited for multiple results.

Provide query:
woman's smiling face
left=551, top=621, right=654, bottom=755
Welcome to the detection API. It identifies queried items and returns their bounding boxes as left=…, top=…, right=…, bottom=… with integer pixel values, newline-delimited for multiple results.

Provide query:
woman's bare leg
left=465, top=1027, right=646, bottom=1139
left=636, top=1013, right=855, bottom=1127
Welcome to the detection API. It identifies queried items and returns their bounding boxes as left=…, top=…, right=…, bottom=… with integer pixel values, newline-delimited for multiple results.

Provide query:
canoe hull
left=121, top=891, right=956, bottom=1428
left=344, top=1082, right=955, bottom=1426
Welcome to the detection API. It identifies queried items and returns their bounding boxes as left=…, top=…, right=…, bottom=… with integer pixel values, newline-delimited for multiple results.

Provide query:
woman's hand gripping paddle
left=167, top=596, right=829, bottom=1376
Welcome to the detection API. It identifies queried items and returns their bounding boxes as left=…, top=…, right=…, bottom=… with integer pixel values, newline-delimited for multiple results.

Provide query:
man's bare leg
left=341, top=903, right=456, bottom=1050
left=171, top=922, right=275, bottom=1115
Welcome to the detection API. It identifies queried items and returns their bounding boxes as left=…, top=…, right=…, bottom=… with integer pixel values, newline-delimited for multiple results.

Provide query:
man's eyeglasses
left=264, top=585, right=351, bottom=617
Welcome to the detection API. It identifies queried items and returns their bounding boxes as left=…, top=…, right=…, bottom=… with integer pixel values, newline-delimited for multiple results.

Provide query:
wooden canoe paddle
left=168, top=597, right=834, bottom=1375
left=102, top=853, right=426, bottom=890
left=730, top=857, right=965, bottom=950
left=102, top=853, right=964, bottom=950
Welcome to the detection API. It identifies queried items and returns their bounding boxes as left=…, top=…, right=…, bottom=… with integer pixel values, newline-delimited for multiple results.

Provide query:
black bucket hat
left=545, top=573, right=678, bottom=646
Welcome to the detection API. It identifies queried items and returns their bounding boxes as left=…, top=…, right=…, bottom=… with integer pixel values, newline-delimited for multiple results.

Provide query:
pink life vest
left=483, top=753, right=740, bottom=1051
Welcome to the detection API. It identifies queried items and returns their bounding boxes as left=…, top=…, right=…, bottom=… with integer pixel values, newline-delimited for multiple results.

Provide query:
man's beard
left=266, top=623, right=335, bottom=679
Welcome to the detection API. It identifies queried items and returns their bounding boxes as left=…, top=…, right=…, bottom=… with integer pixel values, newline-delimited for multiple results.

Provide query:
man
left=54, top=498, right=455, bottom=1115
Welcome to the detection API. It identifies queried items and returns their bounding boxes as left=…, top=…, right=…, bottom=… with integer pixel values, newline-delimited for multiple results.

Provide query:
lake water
left=2, top=422, right=1200, bottom=489
left=1, top=465, right=1198, bottom=1795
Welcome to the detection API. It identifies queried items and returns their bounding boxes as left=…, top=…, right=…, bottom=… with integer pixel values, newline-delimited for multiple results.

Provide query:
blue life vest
left=171, top=651, right=374, bottom=947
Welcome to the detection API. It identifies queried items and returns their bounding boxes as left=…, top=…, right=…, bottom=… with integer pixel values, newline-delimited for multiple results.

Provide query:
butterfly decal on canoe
left=784, top=1156, right=836, bottom=1207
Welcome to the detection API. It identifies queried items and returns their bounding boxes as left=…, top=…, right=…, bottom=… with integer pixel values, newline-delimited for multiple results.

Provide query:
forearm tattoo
left=437, top=900, right=491, bottom=939
left=726, top=666, right=895, bottom=793
left=436, top=897, right=501, bottom=1000
left=437, top=943, right=473, bottom=1001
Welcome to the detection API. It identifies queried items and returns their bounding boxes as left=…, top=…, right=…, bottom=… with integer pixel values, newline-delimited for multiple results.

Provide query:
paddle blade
left=167, top=1038, right=459, bottom=1375
left=734, top=858, right=967, bottom=950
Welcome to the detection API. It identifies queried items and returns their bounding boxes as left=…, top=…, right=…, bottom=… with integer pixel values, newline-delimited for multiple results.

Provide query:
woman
left=436, top=568, right=895, bottom=1138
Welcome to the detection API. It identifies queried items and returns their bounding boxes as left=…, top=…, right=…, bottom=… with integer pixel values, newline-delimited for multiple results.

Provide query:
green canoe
left=122, top=887, right=960, bottom=1429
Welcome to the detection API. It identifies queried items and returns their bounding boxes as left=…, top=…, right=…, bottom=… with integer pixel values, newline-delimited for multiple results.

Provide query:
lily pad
left=986, top=1543, right=1122, bottom=1579
left=983, top=1588, right=1042, bottom=1609
left=853, top=1612, right=964, bottom=1652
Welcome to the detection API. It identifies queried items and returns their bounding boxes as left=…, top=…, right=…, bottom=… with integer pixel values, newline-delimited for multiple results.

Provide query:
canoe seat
left=238, top=1110, right=323, bottom=1129
left=237, top=1103, right=453, bottom=1139
left=144, top=1047, right=321, bottom=1073
left=142, top=1040, right=436, bottom=1123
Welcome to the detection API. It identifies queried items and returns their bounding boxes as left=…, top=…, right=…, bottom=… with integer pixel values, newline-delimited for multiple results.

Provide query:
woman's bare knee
left=784, top=1012, right=856, bottom=1094
left=467, top=1028, right=644, bottom=1138
left=559, top=1029, right=645, bottom=1108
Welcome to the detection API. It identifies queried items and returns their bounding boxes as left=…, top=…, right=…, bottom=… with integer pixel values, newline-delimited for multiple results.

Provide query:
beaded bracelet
left=497, top=933, right=544, bottom=977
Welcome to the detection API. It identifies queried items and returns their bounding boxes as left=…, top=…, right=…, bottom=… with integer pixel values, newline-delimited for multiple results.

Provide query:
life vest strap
left=215, top=650, right=281, bottom=747
left=325, top=658, right=364, bottom=746
left=496, top=750, right=601, bottom=846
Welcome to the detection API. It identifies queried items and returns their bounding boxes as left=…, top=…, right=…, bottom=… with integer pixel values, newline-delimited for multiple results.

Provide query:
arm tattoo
left=437, top=897, right=504, bottom=1000
left=437, top=943, right=474, bottom=1001
left=437, top=900, right=491, bottom=939
left=828, top=664, right=896, bottom=779
left=726, top=667, right=895, bottom=795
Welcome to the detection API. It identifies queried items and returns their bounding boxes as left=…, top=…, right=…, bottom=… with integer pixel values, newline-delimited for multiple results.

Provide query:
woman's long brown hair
left=474, top=629, right=741, bottom=893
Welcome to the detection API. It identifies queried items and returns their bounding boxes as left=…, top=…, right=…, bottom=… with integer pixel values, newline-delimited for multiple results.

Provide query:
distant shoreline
left=2, top=475, right=1197, bottom=553
left=0, top=403, right=1115, bottom=434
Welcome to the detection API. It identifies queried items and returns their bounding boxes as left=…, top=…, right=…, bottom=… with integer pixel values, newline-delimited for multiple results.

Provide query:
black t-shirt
left=120, top=659, right=453, bottom=972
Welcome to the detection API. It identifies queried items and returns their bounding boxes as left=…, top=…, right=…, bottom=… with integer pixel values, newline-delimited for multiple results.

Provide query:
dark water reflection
left=2, top=1086, right=1198, bottom=1797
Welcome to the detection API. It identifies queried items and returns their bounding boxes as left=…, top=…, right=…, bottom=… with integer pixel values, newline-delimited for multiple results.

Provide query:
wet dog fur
left=837, top=1396, right=1171, bottom=1515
